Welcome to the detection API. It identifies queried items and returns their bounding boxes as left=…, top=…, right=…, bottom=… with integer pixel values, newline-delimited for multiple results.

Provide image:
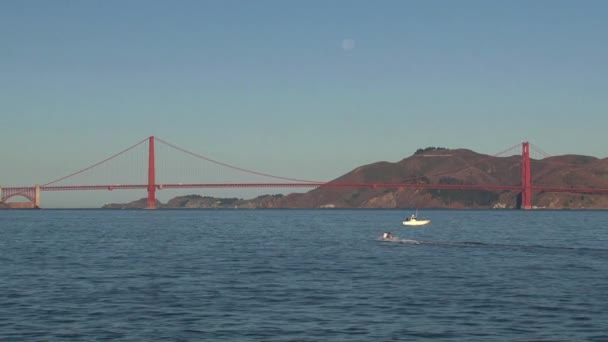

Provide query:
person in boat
left=383, top=232, right=393, bottom=239
left=411, top=214, right=417, bottom=220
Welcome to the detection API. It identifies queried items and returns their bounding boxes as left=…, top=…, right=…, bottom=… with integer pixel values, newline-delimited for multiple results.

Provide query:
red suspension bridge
left=2, top=136, right=608, bottom=209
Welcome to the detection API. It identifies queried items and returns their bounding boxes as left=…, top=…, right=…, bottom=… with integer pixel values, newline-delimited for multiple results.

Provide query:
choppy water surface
left=1, top=209, right=607, bottom=341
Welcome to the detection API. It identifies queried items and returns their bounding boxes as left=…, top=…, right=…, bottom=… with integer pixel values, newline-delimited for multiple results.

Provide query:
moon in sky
left=341, top=38, right=355, bottom=51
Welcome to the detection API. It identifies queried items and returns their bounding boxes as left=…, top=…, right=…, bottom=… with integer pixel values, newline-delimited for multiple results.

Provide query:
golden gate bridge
left=2, top=136, right=608, bottom=209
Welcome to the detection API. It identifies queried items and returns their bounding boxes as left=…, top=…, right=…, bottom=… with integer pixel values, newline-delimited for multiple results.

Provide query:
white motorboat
left=401, top=213, right=431, bottom=226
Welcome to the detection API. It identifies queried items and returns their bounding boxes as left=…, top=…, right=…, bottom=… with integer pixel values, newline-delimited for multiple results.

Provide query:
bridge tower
left=521, top=142, right=532, bottom=209
left=147, top=136, right=157, bottom=209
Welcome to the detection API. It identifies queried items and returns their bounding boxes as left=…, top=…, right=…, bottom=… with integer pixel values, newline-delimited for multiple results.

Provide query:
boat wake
left=379, top=237, right=481, bottom=246
left=379, top=235, right=479, bottom=246
left=379, top=235, right=608, bottom=256
left=380, top=236, right=421, bottom=244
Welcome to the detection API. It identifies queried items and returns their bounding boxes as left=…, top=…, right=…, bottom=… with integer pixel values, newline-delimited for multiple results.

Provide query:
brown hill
left=530, top=156, right=608, bottom=208
left=274, top=149, right=608, bottom=209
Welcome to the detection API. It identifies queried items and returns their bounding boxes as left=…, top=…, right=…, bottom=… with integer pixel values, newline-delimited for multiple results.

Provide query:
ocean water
left=1, top=209, right=607, bottom=341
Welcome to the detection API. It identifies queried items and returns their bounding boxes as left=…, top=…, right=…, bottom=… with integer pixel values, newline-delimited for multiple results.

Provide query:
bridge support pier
left=521, top=142, right=532, bottom=210
left=34, top=184, right=40, bottom=208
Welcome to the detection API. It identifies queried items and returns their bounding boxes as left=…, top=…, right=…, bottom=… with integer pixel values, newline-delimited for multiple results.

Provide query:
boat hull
left=402, top=220, right=431, bottom=226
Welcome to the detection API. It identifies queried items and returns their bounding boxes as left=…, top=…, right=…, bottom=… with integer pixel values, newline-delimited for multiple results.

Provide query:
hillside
left=102, top=148, right=608, bottom=209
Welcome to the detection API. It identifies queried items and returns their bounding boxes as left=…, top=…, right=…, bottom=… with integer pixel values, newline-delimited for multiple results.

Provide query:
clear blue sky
left=1, top=1, right=607, bottom=207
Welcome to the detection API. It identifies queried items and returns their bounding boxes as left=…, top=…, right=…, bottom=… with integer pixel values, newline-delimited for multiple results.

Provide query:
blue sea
left=1, top=209, right=607, bottom=341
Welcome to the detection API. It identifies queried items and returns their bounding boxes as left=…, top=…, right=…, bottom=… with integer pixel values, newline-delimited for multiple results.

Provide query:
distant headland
left=102, top=147, right=608, bottom=210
